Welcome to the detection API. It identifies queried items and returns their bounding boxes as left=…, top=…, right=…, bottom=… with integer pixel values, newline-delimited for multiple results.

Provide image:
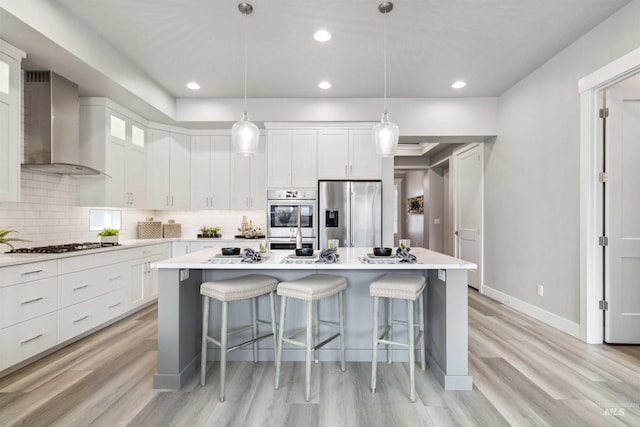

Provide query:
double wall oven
left=267, top=188, right=317, bottom=250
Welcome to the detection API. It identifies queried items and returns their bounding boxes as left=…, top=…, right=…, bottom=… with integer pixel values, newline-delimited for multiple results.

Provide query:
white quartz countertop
left=152, top=247, right=477, bottom=270
left=0, top=239, right=171, bottom=268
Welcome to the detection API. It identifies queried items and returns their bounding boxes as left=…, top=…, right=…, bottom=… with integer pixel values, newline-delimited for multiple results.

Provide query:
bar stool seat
left=201, top=274, right=279, bottom=302
left=200, top=274, right=278, bottom=402
left=275, top=273, right=347, bottom=402
left=370, top=273, right=426, bottom=403
left=276, top=273, right=347, bottom=301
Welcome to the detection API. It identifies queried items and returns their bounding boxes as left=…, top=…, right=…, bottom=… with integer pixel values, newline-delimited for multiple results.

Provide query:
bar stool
left=200, top=274, right=278, bottom=402
left=274, top=273, right=347, bottom=402
left=370, top=273, right=426, bottom=402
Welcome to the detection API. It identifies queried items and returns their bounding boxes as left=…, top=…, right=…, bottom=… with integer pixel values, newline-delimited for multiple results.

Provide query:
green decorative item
left=97, top=228, right=120, bottom=236
left=199, top=226, right=221, bottom=238
left=0, top=228, right=29, bottom=250
left=97, top=228, right=119, bottom=245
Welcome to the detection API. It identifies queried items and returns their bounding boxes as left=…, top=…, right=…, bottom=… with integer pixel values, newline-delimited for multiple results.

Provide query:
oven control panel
left=267, top=189, right=316, bottom=200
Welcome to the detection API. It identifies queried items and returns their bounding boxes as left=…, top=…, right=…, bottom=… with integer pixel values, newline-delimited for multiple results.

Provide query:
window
left=89, top=209, right=122, bottom=231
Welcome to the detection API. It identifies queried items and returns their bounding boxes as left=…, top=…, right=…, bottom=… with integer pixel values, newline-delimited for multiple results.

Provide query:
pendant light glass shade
left=373, top=2, right=399, bottom=157
left=232, top=3, right=258, bottom=156
left=232, top=111, right=260, bottom=156
left=372, top=111, right=399, bottom=157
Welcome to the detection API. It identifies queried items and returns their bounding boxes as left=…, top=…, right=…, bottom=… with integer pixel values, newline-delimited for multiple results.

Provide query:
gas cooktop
left=6, top=242, right=120, bottom=254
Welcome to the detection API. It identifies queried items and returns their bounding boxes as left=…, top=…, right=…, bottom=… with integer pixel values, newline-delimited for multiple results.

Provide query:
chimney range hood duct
left=22, top=71, right=105, bottom=176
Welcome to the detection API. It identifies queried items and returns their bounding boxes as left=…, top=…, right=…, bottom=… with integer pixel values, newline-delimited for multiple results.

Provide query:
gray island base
left=151, top=247, right=476, bottom=392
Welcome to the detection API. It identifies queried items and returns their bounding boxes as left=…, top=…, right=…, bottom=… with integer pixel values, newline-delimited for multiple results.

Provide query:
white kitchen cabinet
left=191, top=134, right=230, bottom=210
left=130, top=243, right=171, bottom=304
left=348, top=128, right=381, bottom=179
left=172, top=241, right=190, bottom=257
left=0, top=277, right=57, bottom=330
left=230, top=134, right=266, bottom=210
left=147, top=128, right=191, bottom=210
left=267, top=129, right=317, bottom=188
left=0, top=312, right=57, bottom=371
left=79, top=98, right=148, bottom=208
left=317, top=127, right=380, bottom=180
left=0, top=243, right=172, bottom=375
left=0, top=40, right=25, bottom=202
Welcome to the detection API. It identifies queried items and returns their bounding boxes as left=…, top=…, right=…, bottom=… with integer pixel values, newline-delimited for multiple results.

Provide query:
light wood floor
left=1, top=290, right=639, bottom=426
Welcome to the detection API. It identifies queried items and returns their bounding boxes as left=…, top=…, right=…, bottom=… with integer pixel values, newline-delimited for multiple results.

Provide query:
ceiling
left=0, top=0, right=631, bottom=158
left=41, top=0, right=628, bottom=100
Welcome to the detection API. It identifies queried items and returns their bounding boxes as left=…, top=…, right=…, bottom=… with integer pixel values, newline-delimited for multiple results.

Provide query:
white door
left=454, top=144, right=482, bottom=289
left=604, top=88, right=640, bottom=343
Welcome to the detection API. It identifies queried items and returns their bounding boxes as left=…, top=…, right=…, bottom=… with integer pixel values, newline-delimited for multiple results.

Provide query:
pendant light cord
left=243, top=9, right=248, bottom=113
left=383, top=8, right=387, bottom=113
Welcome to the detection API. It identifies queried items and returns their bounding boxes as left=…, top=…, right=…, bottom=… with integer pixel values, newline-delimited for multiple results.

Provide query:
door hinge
left=599, top=300, right=609, bottom=311
left=598, top=172, right=609, bottom=183
left=599, top=108, right=609, bottom=118
left=599, top=236, right=609, bottom=246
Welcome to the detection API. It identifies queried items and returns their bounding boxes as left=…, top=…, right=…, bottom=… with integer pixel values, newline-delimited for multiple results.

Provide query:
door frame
left=579, top=47, right=640, bottom=344
left=452, top=143, right=484, bottom=292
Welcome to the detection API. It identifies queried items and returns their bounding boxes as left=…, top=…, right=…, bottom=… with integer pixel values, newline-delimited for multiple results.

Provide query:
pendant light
left=232, top=2, right=260, bottom=156
left=372, top=2, right=399, bottom=157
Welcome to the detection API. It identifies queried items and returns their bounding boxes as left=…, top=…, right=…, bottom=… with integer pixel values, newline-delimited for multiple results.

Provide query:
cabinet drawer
left=0, top=260, right=58, bottom=288
left=58, top=296, right=103, bottom=343
left=57, top=250, right=128, bottom=275
left=0, top=277, right=57, bottom=329
left=57, top=289, right=129, bottom=344
left=58, top=265, right=115, bottom=308
left=0, top=312, right=58, bottom=371
left=104, top=287, right=130, bottom=319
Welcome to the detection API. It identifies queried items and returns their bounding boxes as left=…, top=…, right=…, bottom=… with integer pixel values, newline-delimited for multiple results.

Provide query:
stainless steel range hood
left=22, top=71, right=105, bottom=175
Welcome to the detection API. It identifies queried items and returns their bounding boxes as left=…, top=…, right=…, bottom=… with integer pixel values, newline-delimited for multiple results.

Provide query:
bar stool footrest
left=377, top=338, right=410, bottom=348
left=226, top=332, right=275, bottom=353
left=313, top=332, right=340, bottom=351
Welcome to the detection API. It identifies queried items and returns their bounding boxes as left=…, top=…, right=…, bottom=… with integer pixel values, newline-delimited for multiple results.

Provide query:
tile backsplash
left=0, top=170, right=265, bottom=250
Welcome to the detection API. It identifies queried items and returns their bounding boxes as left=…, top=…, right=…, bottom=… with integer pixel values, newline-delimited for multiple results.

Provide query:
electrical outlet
left=537, top=284, right=544, bottom=297
left=438, top=269, right=446, bottom=281
left=180, top=269, right=189, bottom=281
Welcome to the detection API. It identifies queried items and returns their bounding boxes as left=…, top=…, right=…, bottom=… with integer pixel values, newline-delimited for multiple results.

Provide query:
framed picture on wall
left=408, top=195, right=424, bottom=214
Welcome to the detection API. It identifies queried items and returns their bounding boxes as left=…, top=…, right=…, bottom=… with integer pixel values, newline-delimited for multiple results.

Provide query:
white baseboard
left=481, top=285, right=580, bottom=339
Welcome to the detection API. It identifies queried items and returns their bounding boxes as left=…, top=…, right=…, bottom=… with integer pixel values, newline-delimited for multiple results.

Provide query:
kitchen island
left=152, top=247, right=476, bottom=391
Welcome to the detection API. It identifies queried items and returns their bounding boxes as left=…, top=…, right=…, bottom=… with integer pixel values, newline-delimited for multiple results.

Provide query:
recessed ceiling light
left=186, top=82, right=201, bottom=90
left=318, top=81, right=331, bottom=89
left=314, top=30, right=331, bottom=42
left=451, top=80, right=466, bottom=89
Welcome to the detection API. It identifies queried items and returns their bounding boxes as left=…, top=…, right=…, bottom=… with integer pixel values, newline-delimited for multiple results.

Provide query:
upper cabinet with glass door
left=79, top=98, right=148, bottom=208
left=0, top=39, right=26, bottom=202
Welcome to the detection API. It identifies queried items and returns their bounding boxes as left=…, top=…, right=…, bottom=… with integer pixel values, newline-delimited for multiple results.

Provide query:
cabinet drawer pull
left=109, top=302, right=121, bottom=309
left=21, top=269, right=44, bottom=276
left=108, top=275, right=121, bottom=281
left=21, top=334, right=43, bottom=344
left=21, top=297, right=44, bottom=305
left=73, top=284, right=89, bottom=291
left=73, top=315, right=89, bottom=323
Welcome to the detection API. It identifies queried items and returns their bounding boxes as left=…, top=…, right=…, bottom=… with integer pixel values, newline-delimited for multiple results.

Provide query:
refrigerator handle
left=350, top=186, right=354, bottom=247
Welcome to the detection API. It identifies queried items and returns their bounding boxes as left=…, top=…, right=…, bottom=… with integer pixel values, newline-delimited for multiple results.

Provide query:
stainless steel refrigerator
left=318, top=180, right=382, bottom=248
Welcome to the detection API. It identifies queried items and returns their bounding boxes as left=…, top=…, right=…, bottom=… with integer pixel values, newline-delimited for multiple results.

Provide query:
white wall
left=485, top=0, right=640, bottom=323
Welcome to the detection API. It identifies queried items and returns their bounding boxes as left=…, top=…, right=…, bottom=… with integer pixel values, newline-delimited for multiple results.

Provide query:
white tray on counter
left=361, top=254, right=401, bottom=264
left=282, top=254, right=319, bottom=264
